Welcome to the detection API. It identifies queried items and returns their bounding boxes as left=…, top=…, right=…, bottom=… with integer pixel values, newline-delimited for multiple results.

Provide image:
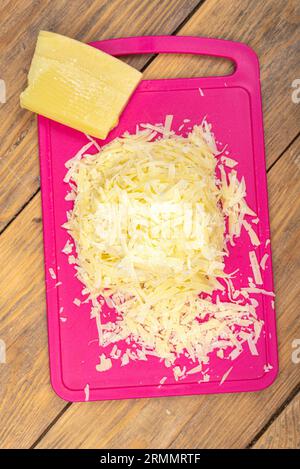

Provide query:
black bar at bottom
left=0, top=449, right=298, bottom=464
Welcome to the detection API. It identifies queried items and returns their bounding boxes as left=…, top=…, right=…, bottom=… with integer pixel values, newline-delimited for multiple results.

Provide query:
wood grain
left=0, top=0, right=200, bottom=232
left=253, top=392, right=300, bottom=448
left=31, top=138, right=300, bottom=448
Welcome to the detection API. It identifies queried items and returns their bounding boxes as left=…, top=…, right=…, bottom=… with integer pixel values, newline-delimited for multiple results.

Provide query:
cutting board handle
left=90, top=36, right=259, bottom=81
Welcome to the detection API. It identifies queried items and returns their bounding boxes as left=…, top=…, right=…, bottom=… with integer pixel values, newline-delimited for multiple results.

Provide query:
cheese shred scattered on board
left=249, top=250, right=263, bottom=285
left=220, top=366, right=233, bottom=385
left=49, top=267, right=56, bottom=280
left=84, top=384, right=90, bottom=401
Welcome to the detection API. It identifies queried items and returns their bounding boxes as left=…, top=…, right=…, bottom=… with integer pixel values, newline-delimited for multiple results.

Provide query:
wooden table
left=0, top=0, right=299, bottom=449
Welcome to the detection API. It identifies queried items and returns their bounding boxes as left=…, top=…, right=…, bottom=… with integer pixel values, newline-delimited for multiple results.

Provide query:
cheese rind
left=20, top=31, right=142, bottom=139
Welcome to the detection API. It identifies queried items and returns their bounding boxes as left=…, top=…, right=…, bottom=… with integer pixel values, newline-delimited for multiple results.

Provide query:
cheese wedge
left=20, top=31, right=142, bottom=139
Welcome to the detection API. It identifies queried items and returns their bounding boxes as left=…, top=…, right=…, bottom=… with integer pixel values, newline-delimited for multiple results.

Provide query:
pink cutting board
left=38, top=36, right=278, bottom=402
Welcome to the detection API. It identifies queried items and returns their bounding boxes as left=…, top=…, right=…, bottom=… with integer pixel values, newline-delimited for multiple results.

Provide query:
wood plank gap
left=247, top=382, right=300, bottom=449
left=30, top=402, right=72, bottom=449
left=267, top=131, right=300, bottom=174
left=169, top=0, right=207, bottom=36
left=140, top=0, right=206, bottom=73
left=0, top=187, right=40, bottom=237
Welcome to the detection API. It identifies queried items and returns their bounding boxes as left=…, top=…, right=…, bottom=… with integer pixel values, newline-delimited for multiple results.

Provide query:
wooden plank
left=0, top=0, right=200, bottom=231
left=0, top=0, right=201, bottom=448
left=31, top=138, right=300, bottom=448
left=0, top=195, right=67, bottom=449
left=253, top=392, right=300, bottom=448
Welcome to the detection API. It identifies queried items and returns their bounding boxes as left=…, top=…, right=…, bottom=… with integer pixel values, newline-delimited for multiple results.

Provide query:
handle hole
left=120, top=53, right=235, bottom=78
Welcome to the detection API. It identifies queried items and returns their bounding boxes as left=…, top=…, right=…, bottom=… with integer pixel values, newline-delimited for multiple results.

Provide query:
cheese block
left=20, top=31, right=142, bottom=139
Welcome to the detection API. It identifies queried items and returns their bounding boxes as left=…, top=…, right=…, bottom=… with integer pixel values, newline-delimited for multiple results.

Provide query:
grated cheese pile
left=62, top=118, right=268, bottom=379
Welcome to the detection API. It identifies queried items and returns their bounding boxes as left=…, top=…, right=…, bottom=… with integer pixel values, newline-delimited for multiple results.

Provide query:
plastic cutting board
left=38, top=36, right=278, bottom=401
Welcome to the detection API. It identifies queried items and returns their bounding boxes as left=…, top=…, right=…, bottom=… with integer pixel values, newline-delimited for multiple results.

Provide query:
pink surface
left=38, top=36, right=278, bottom=402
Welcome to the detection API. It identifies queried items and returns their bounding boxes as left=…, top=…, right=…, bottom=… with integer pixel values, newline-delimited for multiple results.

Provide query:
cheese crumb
left=62, top=239, right=73, bottom=254
left=249, top=250, right=263, bottom=285
left=220, top=366, right=233, bottom=385
left=84, top=383, right=90, bottom=401
left=73, top=298, right=81, bottom=307
left=96, top=354, right=112, bottom=372
left=48, top=267, right=56, bottom=280
left=260, top=253, right=269, bottom=270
